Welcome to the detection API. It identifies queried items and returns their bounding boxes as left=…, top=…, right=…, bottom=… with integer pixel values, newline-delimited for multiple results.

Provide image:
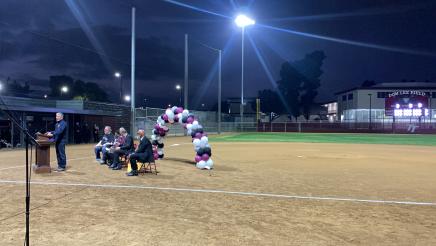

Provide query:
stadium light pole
left=235, top=14, right=255, bottom=131
left=114, top=72, right=122, bottom=104
left=184, top=34, right=189, bottom=109
left=130, top=6, right=136, bottom=134
left=368, top=93, right=372, bottom=130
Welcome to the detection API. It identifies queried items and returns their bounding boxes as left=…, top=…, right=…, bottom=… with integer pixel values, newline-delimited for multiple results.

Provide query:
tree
left=83, top=82, right=109, bottom=102
left=277, top=50, right=326, bottom=120
left=256, top=89, right=284, bottom=114
left=5, top=79, right=31, bottom=96
left=277, top=62, right=302, bottom=119
left=48, top=75, right=109, bottom=102
left=49, top=75, right=74, bottom=98
left=294, top=51, right=326, bottom=119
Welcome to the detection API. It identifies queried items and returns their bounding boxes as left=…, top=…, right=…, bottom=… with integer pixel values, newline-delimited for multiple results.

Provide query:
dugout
left=0, top=96, right=131, bottom=147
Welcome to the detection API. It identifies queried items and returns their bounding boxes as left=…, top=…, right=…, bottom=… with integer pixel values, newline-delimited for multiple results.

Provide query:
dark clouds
left=1, top=0, right=436, bottom=107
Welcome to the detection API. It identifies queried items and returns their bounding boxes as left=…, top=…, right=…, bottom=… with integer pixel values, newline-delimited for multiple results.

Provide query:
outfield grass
left=210, top=132, right=436, bottom=146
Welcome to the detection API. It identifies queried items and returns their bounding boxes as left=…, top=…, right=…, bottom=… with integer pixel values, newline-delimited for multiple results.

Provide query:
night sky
left=1, top=0, right=436, bottom=108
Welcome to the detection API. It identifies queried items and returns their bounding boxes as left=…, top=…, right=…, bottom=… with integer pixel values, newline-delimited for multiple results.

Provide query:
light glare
left=235, top=14, right=255, bottom=27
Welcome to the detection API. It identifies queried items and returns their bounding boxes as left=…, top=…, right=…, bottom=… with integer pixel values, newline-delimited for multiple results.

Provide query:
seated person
left=94, top=126, right=115, bottom=164
left=126, top=129, right=154, bottom=176
left=109, top=127, right=134, bottom=170
left=103, top=131, right=124, bottom=166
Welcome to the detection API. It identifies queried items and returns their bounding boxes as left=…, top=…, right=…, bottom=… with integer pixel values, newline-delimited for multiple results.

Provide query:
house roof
left=335, top=82, right=436, bottom=95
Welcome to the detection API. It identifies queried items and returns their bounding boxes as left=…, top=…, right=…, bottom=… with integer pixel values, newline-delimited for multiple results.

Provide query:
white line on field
left=0, top=179, right=434, bottom=207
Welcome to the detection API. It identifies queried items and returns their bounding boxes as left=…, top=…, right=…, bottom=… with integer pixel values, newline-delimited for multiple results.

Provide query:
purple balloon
left=195, top=132, right=202, bottom=139
left=187, top=117, right=194, bottom=124
left=195, top=155, right=202, bottom=163
left=162, top=114, right=169, bottom=121
left=176, top=107, right=183, bottom=114
left=174, top=115, right=179, bottom=123
left=154, top=124, right=160, bottom=130
left=202, top=153, right=210, bottom=161
left=153, top=153, right=159, bottom=160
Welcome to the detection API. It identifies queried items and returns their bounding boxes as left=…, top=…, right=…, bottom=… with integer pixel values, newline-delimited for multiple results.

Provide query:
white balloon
left=151, top=134, right=156, bottom=141
left=171, top=106, right=178, bottom=112
left=187, top=129, right=192, bottom=135
left=186, top=124, right=193, bottom=130
left=200, top=136, right=208, bottom=148
left=205, top=159, right=214, bottom=169
left=157, top=138, right=163, bottom=144
left=169, top=118, right=174, bottom=124
left=192, top=120, right=199, bottom=126
left=157, top=150, right=163, bottom=155
left=177, top=113, right=183, bottom=123
left=193, top=139, right=201, bottom=147
left=196, top=160, right=206, bottom=169
left=182, top=110, right=189, bottom=116
left=195, top=146, right=200, bottom=152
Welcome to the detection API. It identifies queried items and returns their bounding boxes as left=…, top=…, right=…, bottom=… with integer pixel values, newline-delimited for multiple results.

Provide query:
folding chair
left=138, top=160, right=158, bottom=175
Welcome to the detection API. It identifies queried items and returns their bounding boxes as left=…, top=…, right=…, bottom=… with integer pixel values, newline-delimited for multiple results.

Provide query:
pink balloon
left=187, top=117, right=194, bottom=124
left=154, top=153, right=159, bottom=160
left=195, top=132, right=202, bottom=139
left=162, top=114, right=169, bottom=121
left=183, top=124, right=187, bottom=129
left=177, top=107, right=184, bottom=114
left=195, top=155, right=202, bottom=163
left=174, top=115, right=179, bottom=123
left=202, top=153, right=210, bottom=161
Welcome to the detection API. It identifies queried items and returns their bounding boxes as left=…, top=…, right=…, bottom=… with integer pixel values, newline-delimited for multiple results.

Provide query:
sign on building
left=385, top=90, right=429, bottom=117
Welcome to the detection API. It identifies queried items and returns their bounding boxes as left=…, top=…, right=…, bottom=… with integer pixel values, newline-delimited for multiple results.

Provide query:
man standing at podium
left=46, top=112, right=68, bottom=172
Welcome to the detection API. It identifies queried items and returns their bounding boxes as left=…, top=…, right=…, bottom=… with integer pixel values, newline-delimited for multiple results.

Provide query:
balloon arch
left=150, top=106, right=213, bottom=170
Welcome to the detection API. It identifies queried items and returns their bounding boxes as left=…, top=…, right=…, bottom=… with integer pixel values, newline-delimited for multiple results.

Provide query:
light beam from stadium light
left=61, top=86, right=69, bottom=93
left=124, top=95, right=131, bottom=102
left=246, top=33, right=291, bottom=114
left=164, top=0, right=436, bottom=57
left=114, top=72, right=121, bottom=78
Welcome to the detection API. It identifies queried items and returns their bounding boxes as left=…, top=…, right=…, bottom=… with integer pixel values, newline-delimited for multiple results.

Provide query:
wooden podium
left=33, top=133, right=54, bottom=173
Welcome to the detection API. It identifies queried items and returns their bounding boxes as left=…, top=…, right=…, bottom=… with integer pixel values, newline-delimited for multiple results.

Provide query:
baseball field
left=0, top=133, right=435, bottom=245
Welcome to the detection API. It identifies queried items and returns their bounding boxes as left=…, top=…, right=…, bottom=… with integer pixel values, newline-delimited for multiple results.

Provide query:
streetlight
left=44, top=94, right=48, bottom=99
left=124, top=95, right=131, bottom=102
left=190, top=39, right=223, bottom=134
left=114, top=72, right=122, bottom=104
left=175, top=84, right=182, bottom=106
left=60, top=86, right=68, bottom=98
left=235, top=14, right=255, bottom=130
